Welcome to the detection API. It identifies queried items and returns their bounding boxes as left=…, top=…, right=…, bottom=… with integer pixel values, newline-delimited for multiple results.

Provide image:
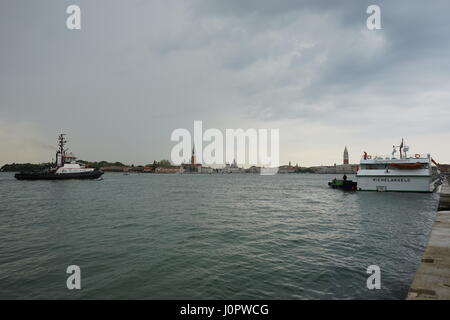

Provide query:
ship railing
left=361, top=153, right=430, bottom=161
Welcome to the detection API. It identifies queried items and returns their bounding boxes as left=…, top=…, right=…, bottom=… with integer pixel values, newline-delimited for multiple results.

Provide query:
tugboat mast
left=56, top=134, right=67, bottom=167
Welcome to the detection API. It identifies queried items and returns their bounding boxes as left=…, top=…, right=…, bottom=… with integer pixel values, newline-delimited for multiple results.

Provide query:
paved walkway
left=407, top=176, right=450, bottom=299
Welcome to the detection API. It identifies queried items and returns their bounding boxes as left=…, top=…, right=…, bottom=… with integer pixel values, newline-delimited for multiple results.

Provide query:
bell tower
left=343, top=146, right=349, bottom=165
left=191, top=144, right=196, bottom=166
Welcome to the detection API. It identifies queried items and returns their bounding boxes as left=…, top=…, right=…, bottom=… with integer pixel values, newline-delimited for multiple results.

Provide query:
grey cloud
left=1, top=0, right=450, bottom=165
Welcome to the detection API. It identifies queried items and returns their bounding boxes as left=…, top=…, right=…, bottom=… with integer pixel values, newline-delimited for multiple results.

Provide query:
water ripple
left=0, top=172, right=438, bottom=299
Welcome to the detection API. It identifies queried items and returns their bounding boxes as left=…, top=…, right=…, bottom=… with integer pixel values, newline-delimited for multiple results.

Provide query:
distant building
left=343, top=146, right=349, bottom=165
left=309, top=164, right=358, bottom=174
left=182, top=163, right=202, bottom=173
left=155, top=166, right=181, bottom=174
left=182, top=144, right=202, bottom=173
left=143, top=166, right=155, bottom=173
left=309, top=166, right=337, bottom=174
left=246, top=166, right=261, bottom=173
left=191, top=145, right=196, bottom=167
left=222, top=159, right=242, bottom=173
left=278, top=162, right=296, bottom=174
left=129, top=166, right=145, bottom=173
left=335, top=164, right=359, bottom=174
left=201, top=166, right=213, bottom=174
left=100, top=166, right=127, bottom=172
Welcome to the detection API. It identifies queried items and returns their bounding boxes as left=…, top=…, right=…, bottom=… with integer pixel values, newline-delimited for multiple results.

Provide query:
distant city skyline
left=1, top=1, right=450, bottom=167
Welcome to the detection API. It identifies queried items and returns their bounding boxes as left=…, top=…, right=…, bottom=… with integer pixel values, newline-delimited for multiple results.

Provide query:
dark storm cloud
left=188, top=0, right=450, bottom=132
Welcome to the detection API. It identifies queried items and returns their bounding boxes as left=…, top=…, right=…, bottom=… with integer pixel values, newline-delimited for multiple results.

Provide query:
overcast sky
left=1, top=0, right=450, bottom=166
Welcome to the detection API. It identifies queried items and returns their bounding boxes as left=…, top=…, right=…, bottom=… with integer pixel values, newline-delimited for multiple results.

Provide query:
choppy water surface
left=0, top=173, right=438, bottom=299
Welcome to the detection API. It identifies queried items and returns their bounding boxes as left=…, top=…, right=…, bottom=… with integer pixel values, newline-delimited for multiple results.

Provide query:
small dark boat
left=14, top=134, right=104, bottom=181
left=328, top=179, right=357, bottom=191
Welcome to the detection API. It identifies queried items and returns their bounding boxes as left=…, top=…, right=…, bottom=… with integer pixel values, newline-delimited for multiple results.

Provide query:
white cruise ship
left=356, top=140, right=440, bottom=192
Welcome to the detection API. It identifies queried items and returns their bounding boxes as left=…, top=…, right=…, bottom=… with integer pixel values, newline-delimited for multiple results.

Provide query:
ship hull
left=356, top=175, right=434, bottom=192
left=15, top=170, right=104, bottom=180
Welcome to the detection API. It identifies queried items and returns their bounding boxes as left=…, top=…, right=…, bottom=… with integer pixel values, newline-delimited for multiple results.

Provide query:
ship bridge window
left=360, top=164, right=386, bottom=170
left=387, top=163, right=427, bottom=169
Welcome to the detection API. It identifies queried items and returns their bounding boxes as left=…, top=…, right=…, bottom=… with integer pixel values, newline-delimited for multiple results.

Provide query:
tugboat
left=328, top=176, right=358, bottom=191
left=15, top=134, right=104, bottom=180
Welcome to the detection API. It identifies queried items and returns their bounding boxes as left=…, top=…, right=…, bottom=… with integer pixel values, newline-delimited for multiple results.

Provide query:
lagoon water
left=0, top=172, right=439, bottom=299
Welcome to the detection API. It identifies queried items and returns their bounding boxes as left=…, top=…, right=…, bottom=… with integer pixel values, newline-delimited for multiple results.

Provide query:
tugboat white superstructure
left=356, top=139, right=440, bottom=192
left=15, top=134, right=103, bottom=180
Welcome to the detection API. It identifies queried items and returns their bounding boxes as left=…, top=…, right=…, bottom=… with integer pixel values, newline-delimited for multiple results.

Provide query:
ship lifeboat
left=390, top=162, right=423, bottom=169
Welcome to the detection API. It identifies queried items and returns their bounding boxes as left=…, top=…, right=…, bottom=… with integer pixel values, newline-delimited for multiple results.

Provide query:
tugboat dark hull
left=15, top=170, right=104, bottom=180
left=328, top=179, right=357, bottom=191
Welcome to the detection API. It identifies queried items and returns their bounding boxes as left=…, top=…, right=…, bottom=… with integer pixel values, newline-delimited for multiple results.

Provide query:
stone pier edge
left=407, top=176, right=450, bottom=300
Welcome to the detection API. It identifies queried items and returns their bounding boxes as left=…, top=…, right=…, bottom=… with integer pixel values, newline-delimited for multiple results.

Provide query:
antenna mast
left=56, top=134, right=67, bottom=167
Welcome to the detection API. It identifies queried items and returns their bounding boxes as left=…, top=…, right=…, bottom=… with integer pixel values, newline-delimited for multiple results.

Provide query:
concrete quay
left=407, top=176, right=450, bottom=300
